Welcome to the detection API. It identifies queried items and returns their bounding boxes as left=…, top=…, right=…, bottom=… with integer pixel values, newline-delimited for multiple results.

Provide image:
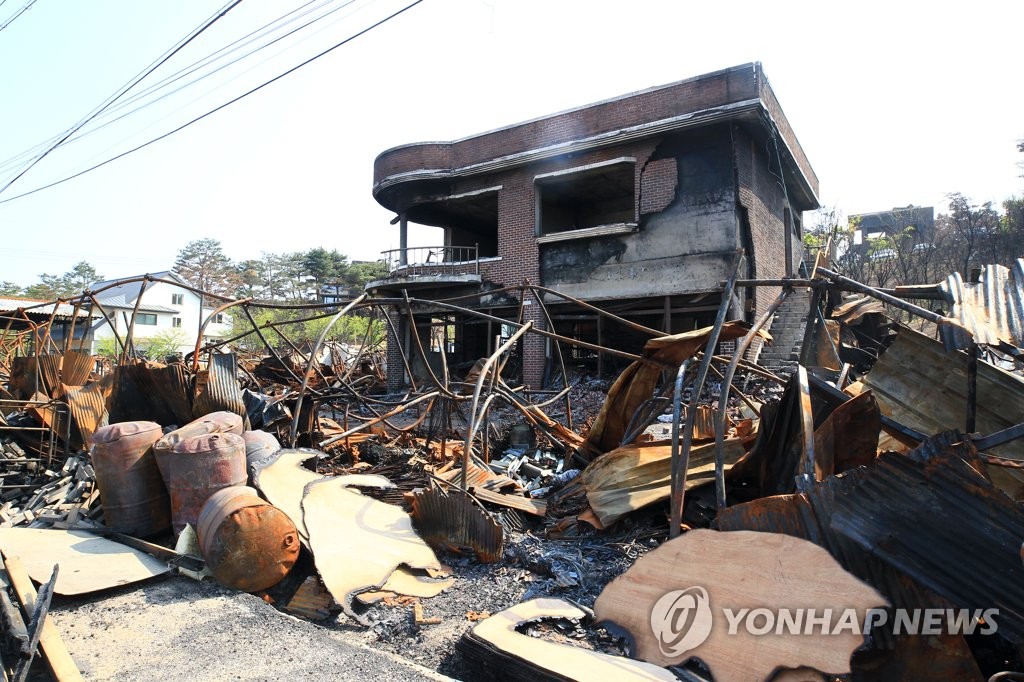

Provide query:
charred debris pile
left=0, top=263, right=1023, bottom=681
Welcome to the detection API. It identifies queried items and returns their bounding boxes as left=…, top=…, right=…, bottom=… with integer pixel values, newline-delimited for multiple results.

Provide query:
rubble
left=1, top=262, right=1024, bottom=680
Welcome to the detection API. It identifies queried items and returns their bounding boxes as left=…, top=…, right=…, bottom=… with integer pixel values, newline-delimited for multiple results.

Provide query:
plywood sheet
left=253, top=449, right=323, bottom=540
left=465, top=598, right=676, bottom=681
left=0, top=529, right=169, bottom=596
left=302, top=475, right=443, bottom=615
left=594, top=529, right=887, bottom=682
left=355, top=567, right=453, bottom=604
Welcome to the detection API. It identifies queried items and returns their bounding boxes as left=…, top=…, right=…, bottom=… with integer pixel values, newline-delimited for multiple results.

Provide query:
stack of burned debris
left=0, top=262, right=1023, bottom=680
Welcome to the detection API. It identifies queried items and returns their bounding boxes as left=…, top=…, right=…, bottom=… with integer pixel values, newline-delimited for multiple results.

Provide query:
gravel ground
left=49, top=577, right=449, bottom=681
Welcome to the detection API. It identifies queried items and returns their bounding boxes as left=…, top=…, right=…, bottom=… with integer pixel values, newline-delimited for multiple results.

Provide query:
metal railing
left=381, top=245, right=480, bottom=279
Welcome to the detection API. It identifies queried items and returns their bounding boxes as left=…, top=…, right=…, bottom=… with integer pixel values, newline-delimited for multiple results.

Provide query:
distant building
left=82, top=271, right=232, bottom=358
left=849, top=205, right=935, bottom=259
left=368, top=62, right=819, bottom=389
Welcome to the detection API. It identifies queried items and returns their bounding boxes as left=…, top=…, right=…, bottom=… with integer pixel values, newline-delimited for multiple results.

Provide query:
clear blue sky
left=1, top=0, right=1022, bottom=288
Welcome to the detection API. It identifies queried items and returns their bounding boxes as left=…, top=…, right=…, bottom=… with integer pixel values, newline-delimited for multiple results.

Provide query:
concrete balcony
left=366, top=245, right=482, bottom=292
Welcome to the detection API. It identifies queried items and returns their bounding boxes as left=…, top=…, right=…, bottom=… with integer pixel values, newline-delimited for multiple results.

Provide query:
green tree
left=23, top=261, right=102, bottom=299
left=0, top=282, right=21, bottom=296
left=137, top=329, right=187, bottom=361
left=174, top=238, right=237, bottom=297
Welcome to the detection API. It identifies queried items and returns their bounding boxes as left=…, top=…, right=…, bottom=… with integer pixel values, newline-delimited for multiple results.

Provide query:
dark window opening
left=537, top=162, right=635, bottom=235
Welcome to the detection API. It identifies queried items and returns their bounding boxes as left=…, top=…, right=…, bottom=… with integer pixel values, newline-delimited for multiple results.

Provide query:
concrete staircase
left=759, top=287, right=811, bottom=376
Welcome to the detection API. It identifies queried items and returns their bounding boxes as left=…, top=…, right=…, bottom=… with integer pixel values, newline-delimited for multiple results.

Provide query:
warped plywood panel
left=594, top=529, right=887, bottom=682
left=302, top=475, right=443, bottom=616
left=0, top=528, right=169, bottom=595
left=463, top=598, right=677, bottom=681
left=253, top=449, right=323, bottom=540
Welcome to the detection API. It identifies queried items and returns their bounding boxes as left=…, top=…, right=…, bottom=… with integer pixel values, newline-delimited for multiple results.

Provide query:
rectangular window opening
left=171, top=293, right=184, bottom=305
left=137, top=313, right=157, bottom=325
left=537, top=161, right=635, bottom=235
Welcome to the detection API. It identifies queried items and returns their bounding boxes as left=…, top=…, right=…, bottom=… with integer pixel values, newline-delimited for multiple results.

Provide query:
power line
left=0, top=0, right=244, bottom=196
left=0, top=0, right=426, bottom=205
left=0, top=0, right=348, bottom=174
left=0, top=0, right=37, bottom=33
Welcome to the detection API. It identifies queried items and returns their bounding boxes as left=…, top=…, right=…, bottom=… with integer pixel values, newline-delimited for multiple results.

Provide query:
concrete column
left=399, top=214, right=408, bottom=266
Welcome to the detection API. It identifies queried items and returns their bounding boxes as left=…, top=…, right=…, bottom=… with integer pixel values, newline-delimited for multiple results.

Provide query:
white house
left=85, top=271, right=232, bottom=358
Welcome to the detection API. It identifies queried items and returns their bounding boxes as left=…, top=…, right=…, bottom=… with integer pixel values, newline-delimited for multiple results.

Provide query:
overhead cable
left=0, top=0, right=426, bottom=205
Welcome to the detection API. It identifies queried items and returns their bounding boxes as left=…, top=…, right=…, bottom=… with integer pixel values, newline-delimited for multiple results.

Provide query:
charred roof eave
left=372, top=63, right=819, bottom=215
left=373, top=101, right=818, bottom=214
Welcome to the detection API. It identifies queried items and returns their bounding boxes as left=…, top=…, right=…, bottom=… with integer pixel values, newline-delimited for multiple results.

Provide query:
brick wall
left=734, top=126, right=788, bottom=320
left=640, top=157, right=678, bottom=215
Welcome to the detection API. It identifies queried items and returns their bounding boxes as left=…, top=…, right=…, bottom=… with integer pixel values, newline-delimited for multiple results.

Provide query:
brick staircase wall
left=759, top=287, right=811, bottom=375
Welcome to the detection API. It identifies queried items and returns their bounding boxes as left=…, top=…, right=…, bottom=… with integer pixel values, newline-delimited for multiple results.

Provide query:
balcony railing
left=382, top=245, right=480, bottom=279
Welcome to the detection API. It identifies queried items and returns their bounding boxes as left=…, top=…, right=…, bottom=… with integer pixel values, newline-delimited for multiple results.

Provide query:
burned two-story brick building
left=369, top=63, right=819, bottom=390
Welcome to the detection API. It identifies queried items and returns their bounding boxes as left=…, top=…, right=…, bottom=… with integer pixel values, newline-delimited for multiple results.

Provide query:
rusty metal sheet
left=193, top=353, right=249, bottom=428
left=853, top=326, right=1024, bottom=497
left=812, top=390, right=880, bottom=479
left=583, top=321, right=761, bottom=457
left=37, top=354, right=62, bottom=397
left=580, top=439, right=747, bottom=526
left=61, top=350, right=94, bottom=387
left=62, top=376, right=113, bottom=445
left=831, top=296, right=886, bottom=325
left=107, top=362, right=193, bottom=426
left=719, top=434, right=1024, bottom=645
left=940, top=258, right=1024, bottom=351
left=410, top=485, right=504, bottom=563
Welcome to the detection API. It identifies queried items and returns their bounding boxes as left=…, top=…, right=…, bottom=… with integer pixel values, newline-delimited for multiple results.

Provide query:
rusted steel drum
left=89, top=421, right=171, bottom=537
left=154, top=411, right=244, bottom=480
left=241, top=431, right=281, bottom=484
left=162, top=432, right=246, bottom=534
left=197, top=485, right=299, bottom=592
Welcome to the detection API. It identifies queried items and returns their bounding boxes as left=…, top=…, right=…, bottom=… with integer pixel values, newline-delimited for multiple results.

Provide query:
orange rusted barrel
left=241, top=430, right=281, bottom=484
left=154, top=411, right=244, bottom=480
left=197, top=486, right=299, bottom=592
left=161, top=432, right=246, bottom=534
left=90, top=421, right=171, bottom=537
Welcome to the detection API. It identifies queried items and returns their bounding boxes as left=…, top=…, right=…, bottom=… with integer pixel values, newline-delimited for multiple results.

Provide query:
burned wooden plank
left=3, top=556, right=81, bottom=682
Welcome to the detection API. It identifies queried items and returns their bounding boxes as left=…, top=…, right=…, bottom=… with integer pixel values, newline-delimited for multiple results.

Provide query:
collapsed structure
left=0, top=64, right=1022, bottom=681
left=370, top=62, right=818, bottom=389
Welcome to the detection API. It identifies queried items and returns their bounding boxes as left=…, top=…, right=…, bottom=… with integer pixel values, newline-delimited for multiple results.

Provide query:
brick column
left=521, top=296, right=547, bottom=390
left=385, top=308, right=406, bottom=392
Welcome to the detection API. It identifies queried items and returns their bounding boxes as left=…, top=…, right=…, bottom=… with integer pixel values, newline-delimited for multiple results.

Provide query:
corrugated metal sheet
left=410, top=485, right=504, bottom=563
left=63, top=376, right=113, bottom=445
left=852, top=326, right=1024, bottom=497
left=941, top=258, right=1024, bottom=351
left=37, top=354, right=62, bottom=397
left=193, top=353, right=249, bottom=428
left=831, top=296, right=886, bottom=325
left=719, top=435, right=1024, bottom=644
left=830, top=452, right=1024, bottom=643
left=61, top=350, right=94, bottom=387
left=0, top=298, right=87, bottom=318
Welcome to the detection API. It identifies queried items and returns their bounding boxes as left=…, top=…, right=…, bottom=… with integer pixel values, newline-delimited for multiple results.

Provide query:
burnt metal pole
left=669, top=262, right=738, bottom=538
left=966, top=341, right=978, bottom=433
left=713, top=286, right=790, bottom=508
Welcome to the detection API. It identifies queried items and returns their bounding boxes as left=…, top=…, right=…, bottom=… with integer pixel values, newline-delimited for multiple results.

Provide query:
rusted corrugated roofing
left=0, top=297, right=89, bottom=318
left=410, top=484, right=504, bottom=563
left=940, top=258, right=1024, bottom=351
left=718, top=434, right=1024, bottom=645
